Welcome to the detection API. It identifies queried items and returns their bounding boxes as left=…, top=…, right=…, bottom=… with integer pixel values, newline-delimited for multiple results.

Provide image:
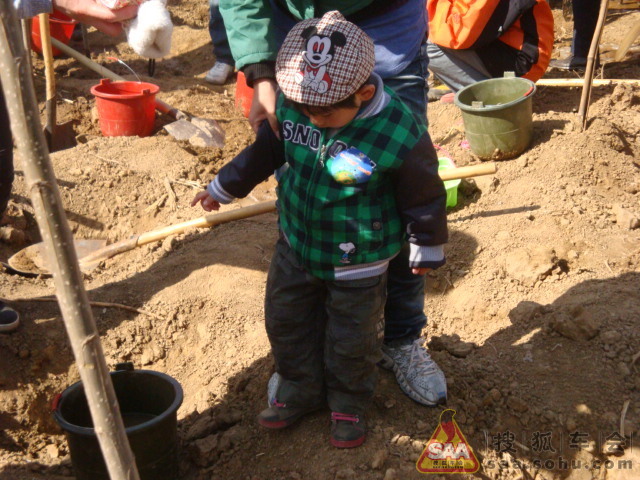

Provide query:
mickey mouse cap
left=276, top=11, right=375, bottom=107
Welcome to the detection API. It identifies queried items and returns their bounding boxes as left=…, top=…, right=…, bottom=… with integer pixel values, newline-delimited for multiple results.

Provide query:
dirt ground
left=1, top=2, right=639, bottom=480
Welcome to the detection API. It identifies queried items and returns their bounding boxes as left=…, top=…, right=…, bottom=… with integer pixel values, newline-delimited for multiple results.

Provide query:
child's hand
left=412, top=267, right=431, bottom=276
left=191, top=191, right=221, bottom=212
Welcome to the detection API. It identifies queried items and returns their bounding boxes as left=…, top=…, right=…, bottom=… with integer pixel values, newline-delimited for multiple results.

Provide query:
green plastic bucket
left=454, top=75, right=536, bottom=160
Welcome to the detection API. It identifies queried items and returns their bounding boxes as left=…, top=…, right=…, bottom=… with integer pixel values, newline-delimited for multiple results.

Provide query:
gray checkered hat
left=276, top=11, right=375, bottom=107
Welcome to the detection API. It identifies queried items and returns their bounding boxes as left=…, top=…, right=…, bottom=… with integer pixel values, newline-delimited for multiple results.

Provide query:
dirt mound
left=1, top=3, right=639, bottom=480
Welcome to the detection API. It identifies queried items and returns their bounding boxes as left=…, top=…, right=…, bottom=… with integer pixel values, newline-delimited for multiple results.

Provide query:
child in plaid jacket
left=192, top=11, right=447, bottom=448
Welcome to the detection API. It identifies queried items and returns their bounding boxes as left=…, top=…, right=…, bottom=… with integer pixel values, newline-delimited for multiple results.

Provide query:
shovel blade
left=8, top=239, right=107, bottom=276
left=164, top=118, right=225, bottom=148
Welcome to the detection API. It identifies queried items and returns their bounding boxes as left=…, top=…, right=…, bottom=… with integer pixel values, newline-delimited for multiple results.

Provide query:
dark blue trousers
left=572, top=0, right=600, bottom=58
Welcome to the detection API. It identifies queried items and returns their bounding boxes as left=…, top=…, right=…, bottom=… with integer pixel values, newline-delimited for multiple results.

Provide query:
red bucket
left=235, top=71, right=254, bottom=118
left=31, top=10, right=77, bottom=57
left=90, top=79, right=160, bottom=137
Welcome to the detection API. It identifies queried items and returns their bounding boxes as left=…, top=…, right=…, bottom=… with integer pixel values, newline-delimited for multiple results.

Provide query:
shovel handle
left=439, top=162, right=496, bottom=181
left=139, top=163, right=496, bottom=242
left=80, top=162, right=498, bottom=266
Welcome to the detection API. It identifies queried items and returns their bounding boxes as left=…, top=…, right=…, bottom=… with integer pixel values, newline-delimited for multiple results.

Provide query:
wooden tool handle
left=38, top=14, right=55, bottom=101
left=439, top=162, right=496, bottom=181
left=79, top=163, right=498, bottom=267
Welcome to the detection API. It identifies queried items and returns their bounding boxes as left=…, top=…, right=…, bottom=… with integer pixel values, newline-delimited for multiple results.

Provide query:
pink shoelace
left=273, top=400, right=286, bottom=408
left=331, top=412, right=359, bottom=423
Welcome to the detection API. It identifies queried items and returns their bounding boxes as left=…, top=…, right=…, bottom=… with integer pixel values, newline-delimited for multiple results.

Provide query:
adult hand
left=53, top=0, right=139, bottom=37
left=249, top=78, right=279, bottom=138
left=191, top=191, right=221, bottom=212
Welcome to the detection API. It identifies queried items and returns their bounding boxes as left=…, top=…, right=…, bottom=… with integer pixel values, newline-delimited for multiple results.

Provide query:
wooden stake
left=578, top=0, right=609, bottom=130
left=0, top=5, right=140, bottom=480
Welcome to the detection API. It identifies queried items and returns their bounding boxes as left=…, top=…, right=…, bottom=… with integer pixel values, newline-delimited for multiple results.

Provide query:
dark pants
left=572, top=0, right=600, bottom=58
left=208, top=1, right=233, bottom=65
left=265, top=239, right=386, bottom=415
left=0, top=85, right=14, bottom=216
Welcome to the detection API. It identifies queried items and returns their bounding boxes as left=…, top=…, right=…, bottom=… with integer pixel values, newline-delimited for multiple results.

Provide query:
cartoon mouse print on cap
left=295, top=27, right=346, bottom=94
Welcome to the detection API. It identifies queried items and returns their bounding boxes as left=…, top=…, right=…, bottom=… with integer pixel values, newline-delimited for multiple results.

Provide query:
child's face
left=300, top=105, right=360, bottom=129
left=299, top=83, right=376, bottom=129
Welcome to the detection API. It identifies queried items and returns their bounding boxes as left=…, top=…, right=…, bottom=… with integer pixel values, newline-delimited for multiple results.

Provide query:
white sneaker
left=381, top=339, right=447, bottom=406
left=205, top=62, right=233, bottom=85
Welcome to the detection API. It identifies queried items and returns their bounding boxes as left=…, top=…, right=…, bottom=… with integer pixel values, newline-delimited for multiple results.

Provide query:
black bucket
left=52, top=365, right=183, bottom=480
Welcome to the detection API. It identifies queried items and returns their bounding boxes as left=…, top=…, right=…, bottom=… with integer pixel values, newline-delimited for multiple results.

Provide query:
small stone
left=618, top=362, right=631, bottom=377
left=446, top=341, right=474, bottom=358
left=396, top=435, right=411, bottom=447
left=383, top=468, right=397, bottom=480
left=335, top=467, right=356, bottom=479
left=613, top=204, right=640, bottom=230
left=162, top=235, right=177, bottom=253
left=0, top=226, right=27, bottom=246
left=186, top=414, right=216, bottom=440
left=550, top=306, right=600, bottom=341
left=384, top=397, right=396, bottom=409
left=483, top=388, right=502, bottom=406
left=507, top=396, right=529, bottom=413
left=601, top=330, right=623, bottom=344
left=189, top=433, right=219, bottom=467
left=44, top=444, right=60, bottom=459
left=412, top=440, right=425, bottom=453
left=371, top=449, right=388, bottom=470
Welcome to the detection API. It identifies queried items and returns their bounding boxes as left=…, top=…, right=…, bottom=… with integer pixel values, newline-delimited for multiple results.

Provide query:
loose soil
left=1, top=3, right=639, bottom=480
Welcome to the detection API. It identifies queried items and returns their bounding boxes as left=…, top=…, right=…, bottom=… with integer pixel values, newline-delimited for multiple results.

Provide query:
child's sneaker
left=330, top=412, right=366, bottom=448
left=257, top=401, right=318, bottom=429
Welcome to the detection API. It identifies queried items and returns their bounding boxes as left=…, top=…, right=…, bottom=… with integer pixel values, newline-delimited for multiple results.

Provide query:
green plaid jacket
left=208, top=85, right=447, bottom=280
left=277, top=89, right=423, bottom=279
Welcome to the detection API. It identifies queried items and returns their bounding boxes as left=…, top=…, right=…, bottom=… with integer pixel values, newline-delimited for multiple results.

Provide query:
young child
left=192, top=11, right=448, bottom=448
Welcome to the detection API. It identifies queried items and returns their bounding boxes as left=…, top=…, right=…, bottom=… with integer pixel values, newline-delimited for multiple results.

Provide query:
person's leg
left=205, top=0, right=234, bottom=84
left=378, top=52, right=448, bottom=407
left=380, top=244, right=447, bottom=406
left=0, top=85, right=20, bottom=334
left=324, top=273, right=386, bottom=447
left=259, top=239, right=325, bottom=428
left=426, top=40, right=492, bottom=93
left=383, top=40, right=430, bottom=128
left=571, top=0, right=600, bottom=59
left=550, top=0, right=599, bottom=70
left=0, top=84, right=14, bottom=217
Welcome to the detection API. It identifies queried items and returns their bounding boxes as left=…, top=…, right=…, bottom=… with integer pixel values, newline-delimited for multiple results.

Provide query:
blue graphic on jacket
left=326, top=147, right=376, bottom=185
left=339, top=242, right=356, bottom=264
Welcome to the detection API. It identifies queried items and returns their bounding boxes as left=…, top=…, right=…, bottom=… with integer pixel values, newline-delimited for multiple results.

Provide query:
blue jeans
left=381, top=43, right=430, bottom=345
left=426, top=40, right=492, bottom=93
left=208, top=1, right=233, bottom=65
left=0, top=86, right=14, bottom=216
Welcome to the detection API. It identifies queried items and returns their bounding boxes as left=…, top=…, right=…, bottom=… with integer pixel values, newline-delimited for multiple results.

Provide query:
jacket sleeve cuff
left=242, top=62, right=276, bottom=88
left=409, top=244, right=446, bottom=270
left=206, top=177, right=235, bottom=205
